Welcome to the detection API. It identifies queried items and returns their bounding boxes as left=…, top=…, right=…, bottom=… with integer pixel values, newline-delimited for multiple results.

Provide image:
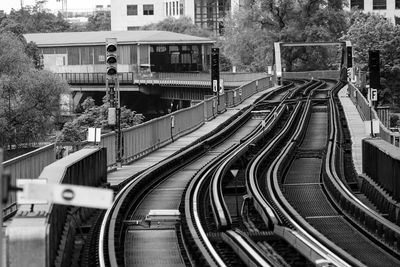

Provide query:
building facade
left=350, top=0, right=400, bottom=24
left=111, top=0, right=242, bottom=33
left=24, top=31, right=214, bottom=75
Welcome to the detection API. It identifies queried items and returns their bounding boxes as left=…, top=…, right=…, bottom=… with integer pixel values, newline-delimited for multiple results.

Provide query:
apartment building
left=350, top=0, right=400, bottom=23
left=111, top=0, right=241, bottom=32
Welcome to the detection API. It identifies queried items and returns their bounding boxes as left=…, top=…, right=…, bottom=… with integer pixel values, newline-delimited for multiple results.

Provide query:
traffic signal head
left=211, top=48, right=219, bottom=81
left=106, top=38, right=117, bottom=80
left=369, top=50, right=380, bottom=89
left=346, top=46, right=352, bottom=68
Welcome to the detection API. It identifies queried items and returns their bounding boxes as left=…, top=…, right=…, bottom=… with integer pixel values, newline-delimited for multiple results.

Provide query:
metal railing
left=59, top=72, right=270, bottom=87
left=1, top=75, right=273, bottom=216
left=7, top=147, right=107, bottom=267
left=347, top=84, right=400, bottom=147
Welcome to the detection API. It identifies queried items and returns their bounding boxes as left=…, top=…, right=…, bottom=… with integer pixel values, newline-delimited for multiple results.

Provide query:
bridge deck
left=107, top=86, right=279, bottom=187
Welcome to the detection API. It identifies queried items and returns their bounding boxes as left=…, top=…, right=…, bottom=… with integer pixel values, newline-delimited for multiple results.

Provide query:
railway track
left=247, top=80, right=400, bottom=266
left=97, top=81, right=294, bottom=266
left=94, top=77, right=400, bottom=267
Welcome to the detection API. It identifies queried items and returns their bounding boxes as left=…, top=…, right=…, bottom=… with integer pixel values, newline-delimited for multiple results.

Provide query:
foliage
left=0, top=31, right=69, bottom=148
left=141, top=16, right=212, bottom=37
left=7, top=2, right=71, bottom=33
left=390, top=114, right=399, bottom=127
left=342, top=11, right=400, bottom=108
left=219, top=0, right=348, bottom=72
left=341, top=10, right=397, bottom=70
left=57, top=97, right=145, bottom=143
left=86, top=12, right=111, bottom=31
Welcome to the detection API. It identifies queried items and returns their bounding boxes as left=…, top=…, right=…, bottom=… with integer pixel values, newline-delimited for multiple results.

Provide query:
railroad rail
left=95, top=77, right=400, bottom=267
left=97, top=82, right=291, bottom=266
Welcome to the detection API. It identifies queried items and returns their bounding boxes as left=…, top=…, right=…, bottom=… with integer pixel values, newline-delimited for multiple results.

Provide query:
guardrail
left=7, top=147, right=107, bottom=267
left=283, top=70, right=340, bottom=80
left=2, top=144, right=56, bottom=217
left=1, top=75, right=273, bottom=216
left=58, top=72, right=134, bottom=84
left=347, top=84, right=400, bottom=147
left=59, top=72, right=270, bottom=86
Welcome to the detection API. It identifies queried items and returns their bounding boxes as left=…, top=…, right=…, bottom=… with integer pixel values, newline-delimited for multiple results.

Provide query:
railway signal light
left=106, top=38, right=118, bottom=80
left=347, top=46, right=353, bottom=68
left=211, top=48, right=220, bottom=81
left=369, top=50, right=380, bottom=90
left=211, top=48, right=220, bottom=99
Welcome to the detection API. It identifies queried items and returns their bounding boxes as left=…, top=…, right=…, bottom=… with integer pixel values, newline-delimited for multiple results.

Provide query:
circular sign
left=62, top=189, right=75, bottom=201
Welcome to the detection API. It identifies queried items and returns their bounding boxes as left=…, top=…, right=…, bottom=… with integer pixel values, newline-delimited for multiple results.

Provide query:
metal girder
left=281, top=42, right=345, bottom=47
left=273, top=41, right=352, bottom=84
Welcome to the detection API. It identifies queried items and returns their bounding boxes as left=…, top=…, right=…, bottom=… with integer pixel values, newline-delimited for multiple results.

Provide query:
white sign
left=219, top=78, right=224, bottom=95
left=17, top=179, right=48, bottom=205
left=230, top=169, right=239, bottom=178
left=108, top=108, right=116, bottom=125
left=370, top=88, right=378, bottom=101
left=364, top=120, right=380, bottom=134
left=24, top=183, right=114, bottom=209
left=212, top=79, right=218, bottom=92
left=267, top=66, right=272, bottom=74
left=87, top=128, right=101, bottom=142
left=171, top=115, right=175, bottom=128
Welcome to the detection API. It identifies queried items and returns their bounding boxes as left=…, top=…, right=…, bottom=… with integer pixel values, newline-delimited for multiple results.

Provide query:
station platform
left=107, top=86, right=278, bottom=187
left=337, top=85, right=369, bottom=175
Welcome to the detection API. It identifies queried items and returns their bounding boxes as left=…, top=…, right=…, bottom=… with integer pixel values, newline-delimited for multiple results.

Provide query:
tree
left=0, top=32, right=69, bottom=148
left=141, top=17, right=212, bottom=37
left=390, top=114, right=399, bottom=128
left=7, top=2, right=71, bottom=33
left=86, top=12, right=111, bottom=31
left=57, top=97, right=145, bottom=143
left=219, top=0, right=348, bottom=72
left=341, top=11, right=397, bottom=70
left=342, top=11, right=400, bottom=109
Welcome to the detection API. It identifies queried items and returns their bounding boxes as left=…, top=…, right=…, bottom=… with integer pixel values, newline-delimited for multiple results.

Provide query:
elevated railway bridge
left=1, top=39, right=400, bottom=267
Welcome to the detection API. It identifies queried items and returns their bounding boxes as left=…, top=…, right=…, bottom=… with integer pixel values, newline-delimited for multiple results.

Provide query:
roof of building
left=24, top=30, right=215, bottom=47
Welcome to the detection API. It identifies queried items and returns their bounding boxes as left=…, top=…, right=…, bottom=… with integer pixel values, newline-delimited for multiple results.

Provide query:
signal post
left=106, top=38, right=122, bottom=165
left=211, top=48, right=220, bottom=105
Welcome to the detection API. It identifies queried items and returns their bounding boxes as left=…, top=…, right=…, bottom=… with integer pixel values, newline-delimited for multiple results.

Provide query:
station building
left=24, top=30, right=216, bottom=118
left=24, top=30, right=215, bottom=75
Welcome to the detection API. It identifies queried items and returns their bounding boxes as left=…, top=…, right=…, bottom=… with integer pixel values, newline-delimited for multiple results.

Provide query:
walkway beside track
left=338, top=85, right=369, bottom=175
left=108, top=86, right=279, bottom=187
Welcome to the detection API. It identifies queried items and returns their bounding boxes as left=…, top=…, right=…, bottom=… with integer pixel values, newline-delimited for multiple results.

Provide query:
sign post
left=211, top=48, right=220, bottom=105
left=367, top=88, right=378, bottom=137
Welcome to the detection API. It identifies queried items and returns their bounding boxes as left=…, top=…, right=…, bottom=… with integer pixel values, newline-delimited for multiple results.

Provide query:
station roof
left=24, top=30, right=215, bottom=47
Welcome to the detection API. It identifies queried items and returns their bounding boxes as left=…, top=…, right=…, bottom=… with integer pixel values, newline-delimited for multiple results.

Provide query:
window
left=127, top=5, right=138, bottom=15
left=127, top=26, right=140, bottom=31
left=350, top=0, right=364, bottom=9
left=396, top=0, right=400, bottom=9
left=143, top=4, right=154, bottom=15
left=373, top=0, right=386, bottom=9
